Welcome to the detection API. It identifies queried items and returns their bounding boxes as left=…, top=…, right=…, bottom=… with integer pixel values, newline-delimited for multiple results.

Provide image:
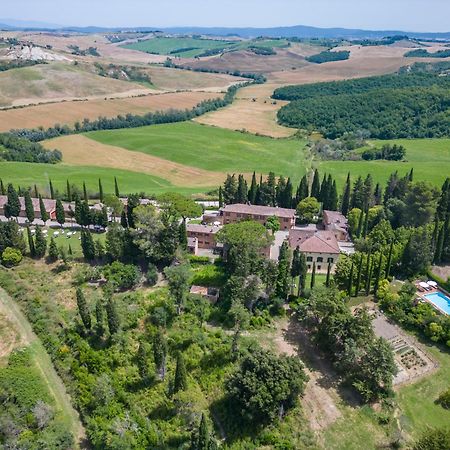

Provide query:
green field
left=122, top=36, right=289, bottom=58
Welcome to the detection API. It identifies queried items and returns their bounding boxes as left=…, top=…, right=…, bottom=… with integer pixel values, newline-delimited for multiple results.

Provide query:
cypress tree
left=386, top=240, right=394, bottom=278
left=137, top=342, right=149, bottom=379
left=74, top=197, right=82, bottom=225
left=83, top=182, right=88, bottom=202
left=325, top=262, right=332, bottom=287
left=408, top=168, right=414, bottom=182
left=114, top=176, right=120, bottom=198
left=347, top=262, right=354, bottom=296
left=351, top=176, right=364, bottom=210
left=363, top=174, right=374, bottom=210
left=374, top=183, right=382, bottom=205
left=0, top=179, right=5, bottom=195
left=106, top=296, right=120, bottom=335
left=362, top=207, right=370, bottom=238
left=432, top=216, right=440, bottom=252
left=355, top=254, right=364, bottom=296
left=39, top=195, right=49, bottom=223
left=49, top=179, right=54, bottom=200
left=24, top=190, right=35, bottom=223
left=34, top=226, right=47, bottom=258
left=120, top=210, right=128, bottom=228
left=68, top=244, right=73, bottom=256
left=153, top=329, right=167, bottom=380
left=434, top=224, right=444, bottom=264
left=329, top=180, right=338, bottom=211
left=291, top=246, right=301, bottom=294
left=436, top=178, right=449, bottom=220
left=296, top=175, right=309, bottom=205
left=66, top=180, right=71, bottom=202
left=310, top=262, right=316, bottom=289
left=236, top=174, right=248, bottom=203
left=6, top=183, right=21, bottom=220
left=365, top=257, right=374, bottom=296
left=179, top=220, right=187, bottom=250
left=196, top=413, right=210, bottom=450
left=174, top=353, right=188, bottom=393
left=95, top=298, right=105, bottom=337
left=218, top=186, right=224, bottom=208
left=319, top=173, right=328, bottom=203
left=98, top=178, right=104, bottom=203
left=284, top=178, right=293, bottom=209
left=356, top=209, right=364, bottom=238
left=374, top=252, right=383, bottom=296
left=55, top=199, right=65, bottom=227
left=311, top=169, right=320, bottom=199
left=276, top=241, right=291, bottom=299
left=81, top=229, right=96, bottom=260
left=33, top=184, right=38, bottom=198
left=341, top=173, right=351, bottom=215
left=298, top=252, right=307, bottom=296
left=267, top=172, right=277, bottom=206
left=27, top=227, right=35, bottom=257
left=248, top=172, right=257, bottom=204
left=48, top=237, right=58, bottom=261
left=76, top=287, right=91, bottom=330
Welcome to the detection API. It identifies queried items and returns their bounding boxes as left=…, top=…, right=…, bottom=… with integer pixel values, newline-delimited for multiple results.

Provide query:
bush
left=146, top=263, right=158, bottom=286
left=436, top=388, right=450, bottom=409
left=104, top=261, right=141, bottom=290
left=1, top=247, right=22, bottom=267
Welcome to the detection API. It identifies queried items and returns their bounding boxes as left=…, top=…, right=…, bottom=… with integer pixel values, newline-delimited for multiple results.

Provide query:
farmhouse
left=0, top=195, right=72, bottom=220
left=289, top=229, right=340, bottom=273
left=186, top=224, right=221, bottom=251
left=220, top=203, right=296, bottom=231
left=323, top=210, right=349, bottom=241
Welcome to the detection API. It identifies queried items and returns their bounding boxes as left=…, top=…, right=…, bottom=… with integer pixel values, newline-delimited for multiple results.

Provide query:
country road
left=0, top=287, right=85, bottom=448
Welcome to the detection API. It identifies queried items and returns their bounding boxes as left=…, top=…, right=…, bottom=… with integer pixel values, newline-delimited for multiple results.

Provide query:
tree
left=296, top=197, right=320, bottom=224
left=192, top=413, right=214, bottom=450
left=34, top=226, right=47, bottom=258
left=114, top=176, right=120, bottom=198
left=81, top=229, right=96, bottom=261
left=173, top=353, right=188, bottom=393
left=347, top=262, right=354, bottom=296
left=5, top=183, right=20, bottom=220
left=310, top=262, right=316, bottom=289
left=326, top=262, right=332, bottom=287
left=355, top=254, right=364, bottom=295
left=385, top=240, right=394, bottom=278
left=27, top=226, right=35, bottom=257
left=39, top=195, right=49, bottom=223
left=66, top=179, right=71, bottom=202
left=226, top=348, right=307, bottom=423
left=164, top=263, right=191, bottom=314
left=83, top=181, right=88, bottom=202
left=0, top=179, right=4, bottom=195
left=76, top=287, right=91, bottom=330
left=403, top=181, right=439, bottom=227
left=276, top=241, right=291, bottom=299
left=48, top=237, right=58, bottom=261
left=311, top=169, right=320, bottom=199
left=328, top=180, right=338, bottom=211
left=153, top=329, right=167, bottom=380
left=341, top=173, right=351, bottom=215
left=106, top=295, right=120, bottom=335
left=98, top=178, right=104, bottom=203
left=266, top=215, right=280, bottom=233
left=401, top=228, right=433, bottom=276
left=229, top=299, right=251, bottom=357
left=24, top=190, right=34, bottom=223
left=55, top=199, right=65, bottom=227
left=49, top=179, right=54, bottom=199
left=248, top=172, right=257, bottom=204
left=236, top=174, right=248, bottom=203
left=218, top=186, right=224, bottom=208
left=95, top=298, right=105, bottom=337
left=223, top=174, right=238, bottom=205
left=104, top=194, right=123, bottom=221
left=373, top=252, right=384, bottom=296
left=178, top=220, right=187, bottom=250
left=137, top=342, right=150, bottom=380
left=291, top=246, right=302, bottom=294
left=351, top=176, right=365, bottom=210
left=296, top=175, right=309, bottom=205
left=365, top=256, right=373, bottom=296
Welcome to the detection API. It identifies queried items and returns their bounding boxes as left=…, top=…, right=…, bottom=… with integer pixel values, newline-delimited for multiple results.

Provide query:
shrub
left=146, top=263, right=158, bottom=286
left=436, top=388, right=450, bottom=409
left=104, top=261, right=141, bottom=290
left=1, top=247, right=22, bottom=267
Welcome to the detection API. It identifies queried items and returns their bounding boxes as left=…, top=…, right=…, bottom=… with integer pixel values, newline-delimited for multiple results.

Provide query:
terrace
left=415, top=280, right=450, bottom=315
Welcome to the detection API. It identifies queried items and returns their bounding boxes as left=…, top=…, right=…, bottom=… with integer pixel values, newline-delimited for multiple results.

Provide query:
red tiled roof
left=222, top=203, right=296, bottom=218
left=299, top=231, right=340, bottom=254
left=187, top=224, right=221, bottom=234
left=323, top=210, right=348, bottom=227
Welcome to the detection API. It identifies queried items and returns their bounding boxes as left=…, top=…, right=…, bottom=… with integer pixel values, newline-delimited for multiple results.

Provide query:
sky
left=1, top=0, right=449, bottom=32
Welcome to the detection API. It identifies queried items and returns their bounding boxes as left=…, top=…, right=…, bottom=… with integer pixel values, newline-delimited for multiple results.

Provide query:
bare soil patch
left=431, top=265, right=450, bottom=281
left=43, top=134, right=228, bottom=187
left=0, top=313, right=22, bottom=360
left=0, top=91, right=221, bottom=132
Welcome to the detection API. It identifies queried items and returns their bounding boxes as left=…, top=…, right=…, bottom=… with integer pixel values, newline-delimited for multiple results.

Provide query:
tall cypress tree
left=98, top=178, right=104, bottom=203
left=33, top=184, right=38, bottom=198
left=24, top=190, right=35, bottom=223
left=49, top=179, right=54, bottom=200
left=356, top=209, right=364, bottom=238
left=329, top=180, right=338, bottom=211
left=76, top=287, right=91, bottom=330
left=196, top=413, right=211, bottom=450
left=276, top=241, right=291, bottom=299
left=178, top=221, right=188, bottom=250
left=311, top=169, right=320, bottom=199
left=27, top=226, right=35, bottom=257
left=38, top=195, right=49, bottom=223
left=106, top=296, right=120, bottom=335
left=341, top=173, right=351, bottom=215
left=296, top=175, right=309, bottom=205
left=374, top=183, right=382, bottom=205
left=137, top=342, right=150, bottom=379
left=83, top=182, right=88, bottom=202
left=48, top=237, right=58, bottom=261
left=81, top=229, right=96, bottom=260
left=365, top=257, right=374, bottom=296
left=355, top=254, right=364, bottom=296
left=114, top=176, right=120, bottom=198
left=319, top=173, right=328, bottom=203
left=95, top=298, right=105, bottom=337
left=153, top=329, right=167, bottom=380
left=434, top=224, right=444, bottom=264
left=66, top=180, right=71, bottom=202
left=0, top=179, right=5, bottom=195
left=386, top=240, right=394, bottom=278
left=310, top=262, right=316, bottom=290
left=325, top=262, right=332, bottom=287
left=362, top=207, right=370, bottom=238
left=6, top=183, right=21, bottom=220
left=218, top=186, right=224, bottom=208
left=248, top=172, right=257, bottom=204
left=347, top=262, right=354, bottom=296
left=291, top=246, right=301, bottom=293
left=236, top=174, right=248, bottom=203
left=351, top=176, right=364, bottom=210
left=283, top=178, right=293, bottom=209
left=174, top=353, right=188, bottom=393
left=34, top=226, right=47, bottom=258
left=374, top=252, right=384, bottom=296
left=55, top=199, right=65, bottom=227
left=120, top=210, right=128, bottom=228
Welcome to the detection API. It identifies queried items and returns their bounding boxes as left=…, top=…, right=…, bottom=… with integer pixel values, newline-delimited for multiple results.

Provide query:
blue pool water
left=424, top=292, right=450, bottom=315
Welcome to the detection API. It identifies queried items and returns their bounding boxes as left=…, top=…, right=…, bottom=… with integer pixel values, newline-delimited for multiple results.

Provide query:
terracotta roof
left=222, top=203, right=296, bottom=218
left=295, top=230, right=340, bottom=254
left=0, top=195, right=72, bottom=213
left=323, top=210, right=348, bottom=227
left=187, top=224, right=221, bottom=234
left=289, top=227, right=317, bottom=248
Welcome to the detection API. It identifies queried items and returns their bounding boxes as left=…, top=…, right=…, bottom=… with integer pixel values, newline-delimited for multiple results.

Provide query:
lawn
left=86, top=122, right=308, bottom=179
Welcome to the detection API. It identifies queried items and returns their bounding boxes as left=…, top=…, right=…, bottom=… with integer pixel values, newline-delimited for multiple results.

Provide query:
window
left=308, top=265, right=311, bottom=270
left=317, top=265, right=322, bottom=271
left=306, top=256, right=313, bottom=262
left=327, top=257, right=334, bottom=263
left=317, top=257, right=323, bottom=263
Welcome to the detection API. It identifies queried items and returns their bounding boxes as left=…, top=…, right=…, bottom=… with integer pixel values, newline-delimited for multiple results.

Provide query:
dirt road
left=0, top=287, right=85, bottom=448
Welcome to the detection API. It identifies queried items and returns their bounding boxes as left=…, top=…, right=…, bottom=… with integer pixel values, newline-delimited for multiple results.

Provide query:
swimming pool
left=424, top=292, right=450, bottom=315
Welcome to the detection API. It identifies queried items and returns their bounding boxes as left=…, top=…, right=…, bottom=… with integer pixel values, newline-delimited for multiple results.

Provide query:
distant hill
left=0, top=19, right=449, bottom=39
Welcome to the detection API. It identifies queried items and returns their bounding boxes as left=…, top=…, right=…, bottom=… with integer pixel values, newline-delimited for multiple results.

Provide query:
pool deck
left=415, top=282, right=450, bottom=316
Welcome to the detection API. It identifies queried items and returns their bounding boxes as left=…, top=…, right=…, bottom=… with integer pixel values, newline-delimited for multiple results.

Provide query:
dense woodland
left=405, top=48, right=450, bottom=58
left=305, top=50, right=350, bottom=64
left=0, top=59, right=45, bottom=72
left=0, top=133, right=62, bottom=163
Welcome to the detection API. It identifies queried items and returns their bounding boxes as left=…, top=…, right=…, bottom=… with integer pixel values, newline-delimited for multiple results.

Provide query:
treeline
left=352, top=35, right=410, bottom=47
left=248, top=46, right=276, bottom=55
left=10, top=83, right=245, bottom=143
left=272, top=71, right=450, bottom=101
left=305, top=50, right=350, bottom=64
left=277, top=86, right=450, bottom=139
left=0, top=59, right=45, bottom=72
left=0, top=133, right=62, bottom=163
left=68, top=45, right=100, bottom=56
left=362, top=144, right=406, bottom=161
left=405, top=48, right=450, bottom=58
left=93, top=62, right=152, bottom=84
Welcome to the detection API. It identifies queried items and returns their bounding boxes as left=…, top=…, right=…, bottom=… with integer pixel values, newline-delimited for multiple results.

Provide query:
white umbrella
left=419, top=282, right=429, bottom=288
left=427, top=281, right=437, bottom=287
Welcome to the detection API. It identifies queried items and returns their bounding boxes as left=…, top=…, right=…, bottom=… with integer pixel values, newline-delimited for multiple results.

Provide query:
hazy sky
left=2, top=0, right=449, bottom=32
